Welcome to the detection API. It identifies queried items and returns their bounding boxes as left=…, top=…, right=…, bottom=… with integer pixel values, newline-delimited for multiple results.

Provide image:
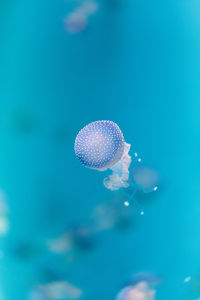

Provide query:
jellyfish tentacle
left=103, top=142, right=131, bottom=191
left=118, top=183, right=139, bottom=207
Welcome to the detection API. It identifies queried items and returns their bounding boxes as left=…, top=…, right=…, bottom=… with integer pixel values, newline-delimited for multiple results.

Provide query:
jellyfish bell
left=74, top=120, right=131, bottom=190
left=75, top=120, right=124, bottom=170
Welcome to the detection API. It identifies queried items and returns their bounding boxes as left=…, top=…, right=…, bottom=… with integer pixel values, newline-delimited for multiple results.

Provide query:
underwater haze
left=1, top=0, right=200, bottom=299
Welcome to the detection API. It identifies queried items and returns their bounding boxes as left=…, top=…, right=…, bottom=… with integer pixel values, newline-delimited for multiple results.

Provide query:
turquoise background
left=0, top=0, right=200, bottom=299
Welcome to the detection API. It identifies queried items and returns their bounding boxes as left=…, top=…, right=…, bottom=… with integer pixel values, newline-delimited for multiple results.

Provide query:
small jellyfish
left=75, top=120, right=131, bottom=191
left=92, top=199, right=135, bottom=232
left=47, top=234, right=72, bottom=254
left=47, top=223, right=94, bottom=254
left=64, top=0, right=98, bottom=34
left=116, top=282, right=156, bottom=300
left=131, top=166, right=160, bottom=205
left=38, top=281, right=83, bottom=300
left=75, top=120, right=158, bottom=205
left=133, top=167, right=159, bottom=193
left=64, top=12, right=87, bottom=34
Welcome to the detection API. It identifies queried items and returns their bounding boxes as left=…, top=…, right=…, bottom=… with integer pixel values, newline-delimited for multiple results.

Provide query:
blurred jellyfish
left=132, top=167, right=160, bottom=205
left=34, top=281, right=83, bottom=300
left=65, top=12, right=87, bottom=34
left=116, top=282, right=156, bottom=300
left=64, top=0, right=98, bottom=34
left=92, top=198, right=135, bottom=232
left=47, top=234, right=72, bottom=254
left=74, top=121, right=158, bottom=205
left=47, top=200, right=134, bottom=258
left=133, top=167, right=159, bottom=193
left=47, top=223, right=94, bottom=255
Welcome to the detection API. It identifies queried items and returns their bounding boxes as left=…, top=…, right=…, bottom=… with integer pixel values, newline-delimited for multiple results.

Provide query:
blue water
left=1, top=0, right=200, bottom=299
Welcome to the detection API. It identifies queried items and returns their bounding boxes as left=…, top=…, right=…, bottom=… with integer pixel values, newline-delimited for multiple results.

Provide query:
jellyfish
left=64, top=12, right=87, bottom=34
left=37, top=281, right=82, bottom=300
left=92, top=200, right=135, bottom=232
left=74, top=121, right=158, bottom=205
left=47, top=223, right=94, bottom=255
left=116, top=282, right=156, bottom=300
left=75, top=120, right=131, bottom=189
left=133, top=167, right=159, bottom=193
left=64, top=0, right=98, bottom=34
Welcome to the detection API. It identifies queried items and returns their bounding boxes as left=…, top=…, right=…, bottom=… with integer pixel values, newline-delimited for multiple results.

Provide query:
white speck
left=140, top=211, right=144, bottom=215
left=138, top=158, right=142, bottom=162
left=124, top=201, right=130, bottom=207
left=134, top=153, right=138, bottom=157
left=153, top=186, right=158, bottom=191
left=184, top=276, right=191, bottom=283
